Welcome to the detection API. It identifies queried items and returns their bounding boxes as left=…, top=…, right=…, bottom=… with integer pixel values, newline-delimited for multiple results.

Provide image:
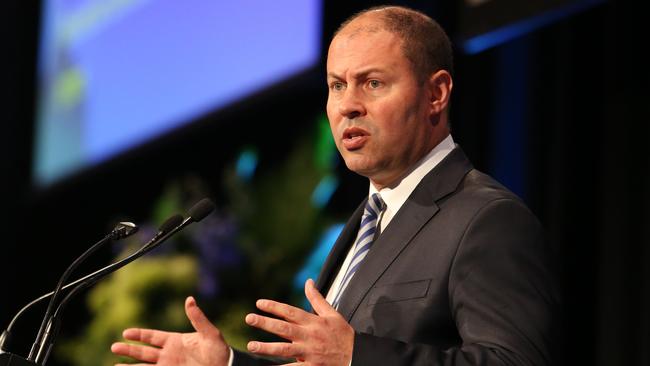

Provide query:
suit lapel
left=336, top=196, right=439, bottom=320
left=336, top=147, right=474, bottom=321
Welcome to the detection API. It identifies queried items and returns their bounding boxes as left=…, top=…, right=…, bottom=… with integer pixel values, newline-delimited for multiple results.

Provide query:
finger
left=247, top=341, right=305, bottom=359
left=245, top=313, right=304, bottom=341
left=255, top=299, right=313, bottom=324
left=115, top=364, right=152, bottom=366
left=122, top=328, right=170, bottom=347
left=305, top=278, right=335, bottom=316
left=185, top=296, right=219, bottom=337
left=111, top=342, right=160, bottom=363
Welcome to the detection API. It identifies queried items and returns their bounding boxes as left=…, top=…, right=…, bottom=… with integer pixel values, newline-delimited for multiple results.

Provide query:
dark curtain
left=454, top=2, right=649, bottom=365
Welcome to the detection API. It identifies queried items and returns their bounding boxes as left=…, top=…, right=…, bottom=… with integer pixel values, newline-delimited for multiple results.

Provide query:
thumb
left=185, top=296, right=219, bottom=337
left=304, top=279, right=336, bottom=316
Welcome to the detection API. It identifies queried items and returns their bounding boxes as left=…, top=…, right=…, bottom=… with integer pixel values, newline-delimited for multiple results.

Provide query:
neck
left=370, top=132, right=450, bottom=190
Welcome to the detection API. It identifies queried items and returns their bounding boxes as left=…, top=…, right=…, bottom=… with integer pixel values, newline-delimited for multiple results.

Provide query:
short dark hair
left=334, top=6, right=454, bottom=83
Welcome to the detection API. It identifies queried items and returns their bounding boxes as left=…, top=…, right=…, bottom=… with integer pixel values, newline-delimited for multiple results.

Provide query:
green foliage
left=57, top=255, right=197, bottom=366
left=212, top=302, right=253, bottom=351
left=224, top=128, right=329, bottom=299
left=314, top=114, right=338, bottom=172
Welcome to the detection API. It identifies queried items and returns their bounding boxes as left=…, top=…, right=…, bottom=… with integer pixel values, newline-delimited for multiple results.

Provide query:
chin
left=341, top=152, right=380, bottom=174
left=345, top=162, right=376, bottom=178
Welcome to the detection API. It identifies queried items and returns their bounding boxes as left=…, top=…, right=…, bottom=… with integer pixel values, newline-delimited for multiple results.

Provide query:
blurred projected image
left=34, top=0, right=321, bottom=186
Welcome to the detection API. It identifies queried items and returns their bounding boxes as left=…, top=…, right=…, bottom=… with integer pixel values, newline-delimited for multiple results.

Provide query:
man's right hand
left=111, top=296, right=230, bottom=366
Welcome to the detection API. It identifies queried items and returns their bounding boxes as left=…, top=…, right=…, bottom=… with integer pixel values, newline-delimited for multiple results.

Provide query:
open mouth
left=342, top=127, right=369, bottom=150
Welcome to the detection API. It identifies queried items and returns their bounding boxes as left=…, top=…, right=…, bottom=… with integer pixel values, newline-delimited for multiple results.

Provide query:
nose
left=338, top=87, right=366, bottom=120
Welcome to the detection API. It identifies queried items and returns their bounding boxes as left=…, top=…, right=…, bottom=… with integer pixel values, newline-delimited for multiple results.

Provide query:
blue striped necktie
left=332, top=193, right=386, bottom=309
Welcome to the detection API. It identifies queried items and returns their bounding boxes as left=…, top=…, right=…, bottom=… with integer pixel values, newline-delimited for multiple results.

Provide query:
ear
left=427, top=70, right=453, bottom=116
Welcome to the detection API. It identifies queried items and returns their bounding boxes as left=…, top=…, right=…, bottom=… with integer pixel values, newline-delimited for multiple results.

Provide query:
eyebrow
left=327, top=67, right=386, bottom=80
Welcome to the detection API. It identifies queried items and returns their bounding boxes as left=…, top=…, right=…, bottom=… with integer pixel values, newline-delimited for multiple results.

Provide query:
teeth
left=344, top=131, right=365, bottom=139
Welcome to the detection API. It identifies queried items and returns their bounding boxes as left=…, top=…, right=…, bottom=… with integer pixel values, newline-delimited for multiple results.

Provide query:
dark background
left=2, top=1, right=648, bottom=365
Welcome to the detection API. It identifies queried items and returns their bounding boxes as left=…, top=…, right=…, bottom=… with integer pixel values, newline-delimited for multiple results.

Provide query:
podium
left=0, top=353, right=37, bottom=366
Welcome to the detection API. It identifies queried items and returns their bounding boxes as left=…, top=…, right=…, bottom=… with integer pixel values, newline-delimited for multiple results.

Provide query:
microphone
left=30, top=214, right=184, bottom=364
left=0, top=216, right=181, bottom=355
left=32, top=198, right=214, bottom=364
left=138, top=198, right=215, bottom=254
left=176, top=198, right=216, bottom=230
left=27, top=222, right=139, bottom=361
left=2, top=199, right=214, bottom=364
left=188, top=198, right=216, bottom=222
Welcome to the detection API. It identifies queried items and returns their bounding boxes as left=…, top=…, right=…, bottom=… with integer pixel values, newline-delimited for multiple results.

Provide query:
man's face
left=326, top=21, right=440, bottom=189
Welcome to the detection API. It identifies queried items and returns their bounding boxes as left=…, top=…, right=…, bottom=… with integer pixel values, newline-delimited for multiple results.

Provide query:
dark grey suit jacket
left=235, top=147, right=561, bottom=365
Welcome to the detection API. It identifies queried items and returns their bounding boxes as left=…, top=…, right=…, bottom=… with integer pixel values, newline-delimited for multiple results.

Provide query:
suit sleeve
left=231, top=349, right=275, bottom=366
left=231, top=348, right=296, bottom=366
left=351, top=198, right=562, bottom=366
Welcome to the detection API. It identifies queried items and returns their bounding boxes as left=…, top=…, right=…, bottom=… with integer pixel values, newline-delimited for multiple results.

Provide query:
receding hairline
left=333, top=6, right=430, bottom=38
left=331, top=5, right=454, bottom=81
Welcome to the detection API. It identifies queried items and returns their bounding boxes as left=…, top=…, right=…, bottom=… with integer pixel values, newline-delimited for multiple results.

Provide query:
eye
left=368, top=79, right=382, bottom=89
left=330, top=81, right=346, bottom=91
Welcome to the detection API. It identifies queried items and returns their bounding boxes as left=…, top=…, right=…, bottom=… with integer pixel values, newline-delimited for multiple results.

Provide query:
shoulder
left=438, top=168, right=538, bottom=226
left=446, top=169, right=549, bottom=272
left=456, top=169, right=524, bottom=205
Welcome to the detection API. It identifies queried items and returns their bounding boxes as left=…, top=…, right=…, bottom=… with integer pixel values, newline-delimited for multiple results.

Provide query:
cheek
left=326, top=95, right=338, bottom=119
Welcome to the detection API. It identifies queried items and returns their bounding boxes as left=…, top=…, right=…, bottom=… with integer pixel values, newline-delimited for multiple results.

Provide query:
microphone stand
left=32, top=215, right=187, bottom=364
left=1, top=198, right=214, bottom=366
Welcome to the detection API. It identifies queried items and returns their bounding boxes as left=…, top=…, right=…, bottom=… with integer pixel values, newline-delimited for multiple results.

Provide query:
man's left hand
left=245, top=278, right=354, bottom=366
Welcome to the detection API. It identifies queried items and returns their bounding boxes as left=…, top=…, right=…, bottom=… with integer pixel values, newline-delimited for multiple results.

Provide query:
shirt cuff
left=227, top=347, right=234, bottom=366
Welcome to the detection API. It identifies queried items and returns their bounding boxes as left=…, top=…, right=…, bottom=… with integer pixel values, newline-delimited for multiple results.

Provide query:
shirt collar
left=369, top=134, right=456, bottom=230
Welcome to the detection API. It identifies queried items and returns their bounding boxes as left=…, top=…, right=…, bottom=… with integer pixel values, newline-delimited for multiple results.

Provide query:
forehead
left=327, top=20, right=407, bottom=74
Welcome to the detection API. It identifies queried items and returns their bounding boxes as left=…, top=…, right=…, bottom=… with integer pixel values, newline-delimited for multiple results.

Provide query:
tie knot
left=365, top=193, right=385, bottom=218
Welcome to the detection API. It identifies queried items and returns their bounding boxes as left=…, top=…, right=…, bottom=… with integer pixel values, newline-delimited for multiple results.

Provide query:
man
left=111, top=6, right=560, bottom=366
